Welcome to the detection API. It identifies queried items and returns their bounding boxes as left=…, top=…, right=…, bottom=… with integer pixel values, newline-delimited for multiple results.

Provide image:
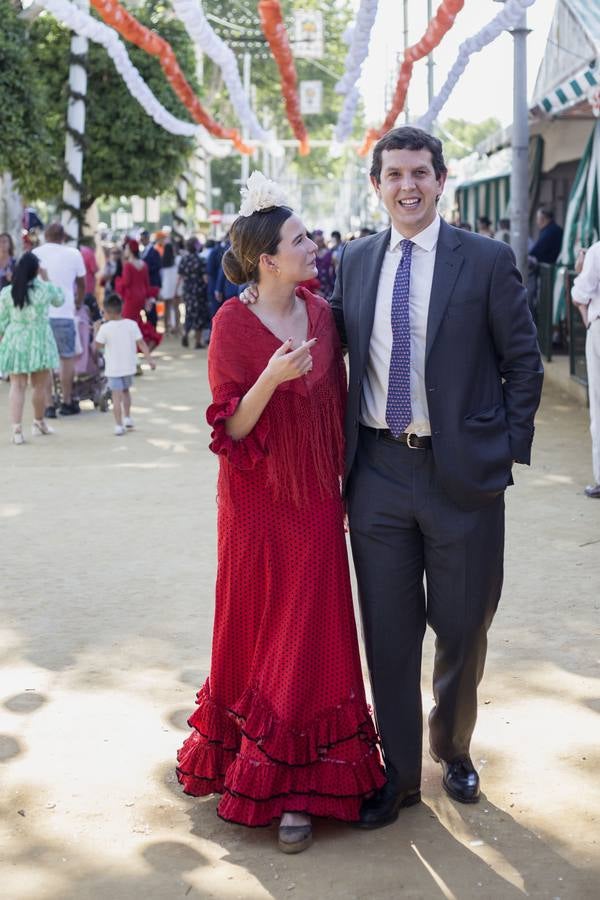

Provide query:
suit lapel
left=358, top=229, right=390, bottom=369
left=426, top=220, right=464, bottom=362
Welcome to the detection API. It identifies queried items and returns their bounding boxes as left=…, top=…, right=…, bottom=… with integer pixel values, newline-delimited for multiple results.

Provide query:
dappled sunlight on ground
left=0, top=348, right=598, bottom=898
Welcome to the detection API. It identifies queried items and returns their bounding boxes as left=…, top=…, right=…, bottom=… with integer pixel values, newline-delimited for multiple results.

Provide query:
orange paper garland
left=258, top=0, right=309, bottom=155
left=359, top=0, right=465, bottom=156
left=90, top=0, right=252, bottom=153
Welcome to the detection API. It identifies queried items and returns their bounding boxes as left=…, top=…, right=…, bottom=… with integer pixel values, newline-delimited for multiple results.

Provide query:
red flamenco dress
left=115, top=261, right=162, bottom=347
left=176, top=288, right=385, bottom=827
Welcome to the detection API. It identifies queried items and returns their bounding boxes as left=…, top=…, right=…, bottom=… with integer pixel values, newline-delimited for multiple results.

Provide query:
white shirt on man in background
left=95, top=319, right=142, bottom=378
left=33, top=243, right=86, bottom=320
left=360, top=215, right=440, bottom=437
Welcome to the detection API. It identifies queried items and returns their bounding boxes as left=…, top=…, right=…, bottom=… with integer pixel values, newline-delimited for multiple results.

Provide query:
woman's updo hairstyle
left=222, top=205, right=293, bottom=285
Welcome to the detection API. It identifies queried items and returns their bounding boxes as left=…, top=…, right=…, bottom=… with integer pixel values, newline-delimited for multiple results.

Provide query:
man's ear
left=370, top=175, right=381, bottom=196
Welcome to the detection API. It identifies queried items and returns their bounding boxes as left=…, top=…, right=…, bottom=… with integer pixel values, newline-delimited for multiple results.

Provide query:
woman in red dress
left=176, top=177, right=385, bottom=853
left=115, top=239, right=162, bottom=350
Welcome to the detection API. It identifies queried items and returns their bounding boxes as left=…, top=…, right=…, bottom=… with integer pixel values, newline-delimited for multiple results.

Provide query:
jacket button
left=428, top=387, right=436, bottom=393
left=433, top=430, right=441, bottom=436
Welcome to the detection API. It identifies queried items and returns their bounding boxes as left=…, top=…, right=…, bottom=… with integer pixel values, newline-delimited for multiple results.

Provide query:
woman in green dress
left=0, top=251, right=64, bottom=444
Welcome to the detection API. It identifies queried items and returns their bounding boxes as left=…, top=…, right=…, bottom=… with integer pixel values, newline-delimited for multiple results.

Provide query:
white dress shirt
left=361, top=215, right=440, bottom=435
left=571, top=240, right=600, bottom=324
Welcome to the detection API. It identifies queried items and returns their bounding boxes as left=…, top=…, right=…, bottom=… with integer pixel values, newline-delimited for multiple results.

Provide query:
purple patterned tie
left=385, top=239, right=413, bottom=437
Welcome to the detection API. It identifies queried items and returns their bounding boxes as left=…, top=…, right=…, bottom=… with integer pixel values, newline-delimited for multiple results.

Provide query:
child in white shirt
left=95, top=293, right=156, bottom=436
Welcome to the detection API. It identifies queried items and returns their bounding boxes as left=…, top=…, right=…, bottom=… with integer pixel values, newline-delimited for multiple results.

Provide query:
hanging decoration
left=334, top=0, right=379, bottom=145
left=89, top=0, right=252, bottom=153
left=36, top=0, right=231, bottom=155
left=171, top=0, right=280, bottom=152
left=358, top=0, right=465, bottom=157
left=417, top=0, right=538, bottom=132
left=258, top=1, right=310, bottom=155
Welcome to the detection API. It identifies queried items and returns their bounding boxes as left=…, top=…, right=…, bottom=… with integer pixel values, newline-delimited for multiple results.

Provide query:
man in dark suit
left=529, top=207, right=563, bottom=265
left=140, top=229, right=162, bottom=327
left=330, top=126, right=543, bottom=827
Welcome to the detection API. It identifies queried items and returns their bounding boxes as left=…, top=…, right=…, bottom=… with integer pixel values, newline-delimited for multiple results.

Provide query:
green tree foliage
left=24, top=0, right=198, bottom=207
left=205, top=0, right=359, bottom=207
left=440, top=117, right=502, bottom=161
left=0, top=0, right=50, bottom=188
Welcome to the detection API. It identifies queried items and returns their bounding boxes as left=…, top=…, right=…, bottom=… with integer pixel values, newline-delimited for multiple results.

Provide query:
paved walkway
left=0, top=339, right=598, bottom=900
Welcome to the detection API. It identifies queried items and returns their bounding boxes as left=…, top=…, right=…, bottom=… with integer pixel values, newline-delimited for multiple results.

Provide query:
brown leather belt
left=362, top=426, right=432, bottom=449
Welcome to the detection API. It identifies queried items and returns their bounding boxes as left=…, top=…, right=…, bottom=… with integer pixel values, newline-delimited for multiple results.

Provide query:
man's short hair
left=104, top=293, right=123, bottom=313
left=45, top=222, right=65, bottom=243
left=370, top=126, right=447, bottom=184
left=538, top=207, right=554, bottom=220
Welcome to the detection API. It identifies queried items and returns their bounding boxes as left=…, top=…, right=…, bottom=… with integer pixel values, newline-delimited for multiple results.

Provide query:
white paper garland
left=36, top=0, right=231, bottom=156
left=417, top=0, right=538, bottom=132
left=172, top=0, right=281, bottom=155
left=333, top=0, right=379, bottom=144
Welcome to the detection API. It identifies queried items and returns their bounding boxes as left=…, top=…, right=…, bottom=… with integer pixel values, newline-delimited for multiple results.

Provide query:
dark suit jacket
left=142, top=245, right=162, bottom=288
left=330, top=219, right=544, bottom=511
left=530, top=220, right=563, bottom=265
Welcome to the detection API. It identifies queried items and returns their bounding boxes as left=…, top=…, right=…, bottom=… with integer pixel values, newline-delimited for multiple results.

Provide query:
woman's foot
left=278, top=813, right=312, bottom=854
left=11, top=425, right=25, bottom=445
left=32, top=419, right=55, bottom=436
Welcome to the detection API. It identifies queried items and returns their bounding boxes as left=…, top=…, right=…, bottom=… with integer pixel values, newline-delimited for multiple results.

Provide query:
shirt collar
left=390, top=214, right=441, bottom=253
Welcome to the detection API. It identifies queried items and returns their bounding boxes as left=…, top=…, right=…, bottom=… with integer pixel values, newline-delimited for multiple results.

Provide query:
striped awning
left=535, top=63, right=598, bottom=116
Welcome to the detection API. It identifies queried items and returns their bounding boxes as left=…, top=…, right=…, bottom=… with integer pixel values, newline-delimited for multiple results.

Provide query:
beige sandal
left=32, top=419, right=55, bottom=436
left=11, top=425, right=25, bottom=445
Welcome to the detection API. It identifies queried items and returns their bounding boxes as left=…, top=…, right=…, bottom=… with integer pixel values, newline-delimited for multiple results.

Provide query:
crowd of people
left=0, top=220, right=351, bottom=443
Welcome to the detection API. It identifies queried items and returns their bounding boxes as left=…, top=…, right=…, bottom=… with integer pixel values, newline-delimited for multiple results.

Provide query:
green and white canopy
left=532, top=0, right=600, bottom=119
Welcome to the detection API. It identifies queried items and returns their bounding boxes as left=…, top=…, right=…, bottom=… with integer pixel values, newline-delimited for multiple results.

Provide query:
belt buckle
left=406, top=432, right=419, bottom=450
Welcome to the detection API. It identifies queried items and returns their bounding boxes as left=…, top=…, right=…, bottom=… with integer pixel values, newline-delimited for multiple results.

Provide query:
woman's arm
left=224, top=338, right=317, bottom=440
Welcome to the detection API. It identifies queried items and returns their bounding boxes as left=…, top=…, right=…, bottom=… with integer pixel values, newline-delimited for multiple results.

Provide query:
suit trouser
left=586, top=319, right=600, bottom=484
left=347, top=427, right=505, bottom=792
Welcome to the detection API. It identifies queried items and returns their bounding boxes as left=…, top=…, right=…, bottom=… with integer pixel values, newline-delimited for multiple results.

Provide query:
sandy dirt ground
left=0, top=338, right=599, bottom=900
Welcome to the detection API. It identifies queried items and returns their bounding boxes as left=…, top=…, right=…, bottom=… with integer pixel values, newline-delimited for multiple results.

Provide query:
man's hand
left=38, top=266, right=49, bottom=282
left=265, top=338, right=317, bottom=385
left=239, top=284, right=259, bottom=305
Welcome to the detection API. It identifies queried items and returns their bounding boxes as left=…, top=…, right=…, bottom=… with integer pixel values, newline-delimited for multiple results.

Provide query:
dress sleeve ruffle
left=207, top=387, right=269, bottom=469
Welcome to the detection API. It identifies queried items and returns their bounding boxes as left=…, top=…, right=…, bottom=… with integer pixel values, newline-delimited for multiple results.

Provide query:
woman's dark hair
left=104, top=293, right=123, bottom=313
left=185, top=237, right=198, bottom=254
left=10, top=251, right=39, bottom=308
left=370, top=126, right=447, bottom=183
left=162, top=241, right=175, bottom=267
left=222, top=206, right=293, bottom=285
left=0, top=232, right=15, bottom=256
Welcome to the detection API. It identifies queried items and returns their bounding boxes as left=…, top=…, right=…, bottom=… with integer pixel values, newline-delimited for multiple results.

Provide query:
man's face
left=371, top=147, right=446, bottom=238
left=140, top=233, right=149, bottom=246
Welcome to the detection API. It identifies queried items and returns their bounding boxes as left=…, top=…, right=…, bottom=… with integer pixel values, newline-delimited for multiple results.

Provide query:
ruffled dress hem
left=176, top=680, right=386, bottom=827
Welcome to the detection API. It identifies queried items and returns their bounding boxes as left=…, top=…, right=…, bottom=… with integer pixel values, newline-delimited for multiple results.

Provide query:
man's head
left=499, top=218, right=510, bottom=231
left=536, top=207, right=554, bottom=229
left=45, top=222, right=65, bottom=244
left=370, top=126, right=447, bottom=238
left=140, top=229, right=150, bottom=247
left=477, top=216, right=492, bottom=233
left=104, top=293, right=123, bottom=319
left=331, top=230, right=342, bottom=245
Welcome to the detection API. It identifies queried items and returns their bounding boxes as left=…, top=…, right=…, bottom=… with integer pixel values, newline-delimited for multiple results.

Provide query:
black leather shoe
left=353, top=781, right=421, bottom=829
left=430, top=750, right=480, bottom=804
left=44, top=406, right=57, bottom=419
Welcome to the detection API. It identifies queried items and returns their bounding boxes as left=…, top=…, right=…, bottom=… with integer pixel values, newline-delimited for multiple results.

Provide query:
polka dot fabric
left=176, top=290, right=385, bottom=827
left=386, top=239, right=413, bottom=436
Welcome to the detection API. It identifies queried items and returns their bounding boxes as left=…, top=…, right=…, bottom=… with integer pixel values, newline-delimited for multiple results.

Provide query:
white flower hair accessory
left=239, top=170, right=289, bottom=217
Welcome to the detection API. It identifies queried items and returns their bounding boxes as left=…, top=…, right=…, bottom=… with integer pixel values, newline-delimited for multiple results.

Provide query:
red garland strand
left=91, top=0, right=253, bottom=153
left=359, top=0, right=465, bottom=156
left=258, top=0, right=310, bottom=156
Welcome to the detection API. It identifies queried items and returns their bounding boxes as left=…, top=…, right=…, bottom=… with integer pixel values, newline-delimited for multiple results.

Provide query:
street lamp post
left=495, top=0, right=530, bottom=278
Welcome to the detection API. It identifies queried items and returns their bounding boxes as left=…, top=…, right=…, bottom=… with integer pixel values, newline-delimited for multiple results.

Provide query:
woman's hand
left=265, top=338, right=317, bottom=385
left=38, top=266, right=49, bottom=281
left=239, top=283, right=259, bottom=305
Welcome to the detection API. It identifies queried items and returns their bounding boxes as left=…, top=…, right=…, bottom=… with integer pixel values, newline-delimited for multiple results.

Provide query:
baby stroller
left=74, top=299, right=111, bottom=411
left=53, top=299, right=111, bottom=411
